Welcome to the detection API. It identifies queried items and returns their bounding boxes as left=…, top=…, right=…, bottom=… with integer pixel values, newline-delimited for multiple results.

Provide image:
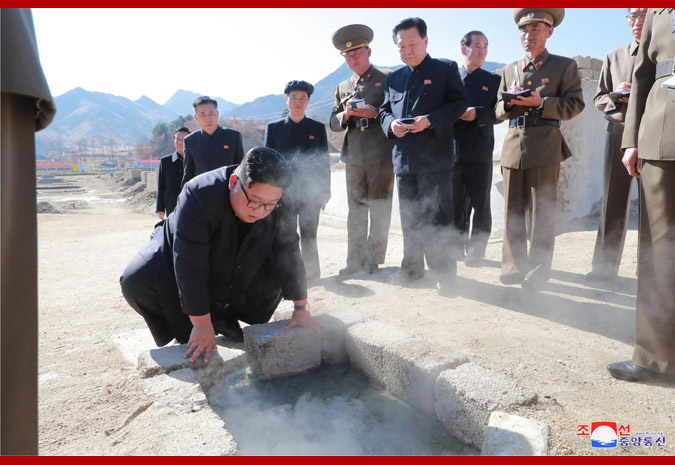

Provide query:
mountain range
left=36, top=61, right=506, bottom=157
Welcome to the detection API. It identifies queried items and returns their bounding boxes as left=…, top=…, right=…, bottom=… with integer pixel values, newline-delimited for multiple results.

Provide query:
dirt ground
left=36, top=173, right=673, bottom=456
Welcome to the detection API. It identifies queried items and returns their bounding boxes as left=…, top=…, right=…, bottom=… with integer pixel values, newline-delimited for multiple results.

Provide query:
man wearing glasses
left=121, top=147, right=324, bottom=364
left=264, top=80, right=331, bottom=282
left=586, top=8, right=647, bottom=282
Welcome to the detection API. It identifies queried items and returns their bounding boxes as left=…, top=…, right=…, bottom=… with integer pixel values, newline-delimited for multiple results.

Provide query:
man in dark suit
left=378, top=17, right=468, bottom=294
left=265, top=80, right=331, bottom=281
left=181, top=96, right=244, bottom=186
left=156, top=127, right=189, bottom=219
left=121, top=147, right=324, bottom=364
left=453, top=31, right=502, bottom=266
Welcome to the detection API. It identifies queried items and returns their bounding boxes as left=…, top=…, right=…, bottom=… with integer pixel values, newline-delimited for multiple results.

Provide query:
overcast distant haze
left=33, top=8, right=635, bottom=105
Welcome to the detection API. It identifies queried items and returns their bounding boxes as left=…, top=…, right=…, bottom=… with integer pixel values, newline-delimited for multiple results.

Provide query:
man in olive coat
left=587, top=8, right=647, bottom=281
left=330, top=24, right=395, bottom=276
left=608, top=8, right=675, bottom=382
left=495, top=8, right=584, bottom=289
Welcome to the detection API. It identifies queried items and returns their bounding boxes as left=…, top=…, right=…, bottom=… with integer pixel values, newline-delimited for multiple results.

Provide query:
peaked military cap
left=331, top=24, right=374, bottom=55
left=284, top=80, right=314, bottom=96
left=513, top=8, right=565, bottom=28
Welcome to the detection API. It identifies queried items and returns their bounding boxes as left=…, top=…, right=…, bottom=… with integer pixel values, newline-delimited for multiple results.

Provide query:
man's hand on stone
left=184, top=315, right=217, bottom=364
left=286, top=310, right=326, bottom=333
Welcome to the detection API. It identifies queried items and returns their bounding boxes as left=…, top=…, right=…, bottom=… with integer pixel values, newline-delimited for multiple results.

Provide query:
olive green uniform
left=330, top=66, right=395, bottom=269
left=496, top=50, right=584, bottom=281
left=622, top=8, right=675, bottom=374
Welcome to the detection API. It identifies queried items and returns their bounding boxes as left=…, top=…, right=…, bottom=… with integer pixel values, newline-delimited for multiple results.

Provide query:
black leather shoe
left=499, top=273, right=523, bottom=285
left=212, top=317, right=244, bottom=342
left=339, top=264, right=364, bottom=276
left=606, top=361, right=673, bottom=382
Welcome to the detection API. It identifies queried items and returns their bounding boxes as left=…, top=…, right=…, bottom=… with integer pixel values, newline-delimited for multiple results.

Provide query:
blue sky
left=32, top=8, right=634, bottom=105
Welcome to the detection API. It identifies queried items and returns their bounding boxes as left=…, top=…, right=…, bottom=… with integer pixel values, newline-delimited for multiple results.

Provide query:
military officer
left=378, top=17, right=468, bottom=295
left=495, top=8, right=584, bottom=290
left=121, top=147, right=324, bottom=364
left=156, top=127, right=190, bottom=219
left=329, top=24, right=395, bottom=276
left=181, top=96, right=244, bottom=187
left=586, top=8, right=647, bottom=281
left=608, top=8, right=675, bottom=382
left=452, top=30, right=502, bottom=266
left=265, top=80, right=331, bottom=281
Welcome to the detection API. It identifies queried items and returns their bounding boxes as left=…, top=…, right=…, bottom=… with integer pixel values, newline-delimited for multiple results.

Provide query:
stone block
left=130, top=168, right=142, bottom=181
left=138, top=343, right=246, bottom=381
left=434, top=363, right=537, bottom=448
left=384, top=338, right=469, bottom=415
left=327, top=307, right=369, bottom=327
left=145, top=171, right=158, bottom=193
left=591, top=57, right=603, bottom=72
left=313, top=314, right=349, bottom=365
left=345, top=320, right=412, bottom=387
left=574, top=55, right=593, bottom=69
left=578, top=68, right=599, bottom=81
left=481, top=411, right=550, bottom=456
left=243, top=320, right=321, bottom=381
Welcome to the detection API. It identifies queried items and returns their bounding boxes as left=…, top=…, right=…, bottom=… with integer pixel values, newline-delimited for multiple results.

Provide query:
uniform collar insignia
left=522, top=50, right=549, bottom=71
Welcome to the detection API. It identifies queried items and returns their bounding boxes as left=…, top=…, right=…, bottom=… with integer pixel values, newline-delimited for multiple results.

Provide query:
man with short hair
left=265, top=80, right=331, bottom=281
left=121, top=147, right=324, bottom=364
left=330, top=24, right=395, bottom=276
left=181, top=96, right=244, bottom=186
left=586, top=8, right=647, bottom=281
left=495, top=8, right=584, bottom=290
left=378, top=17, right=468, bottom=295
left=452, top=30, right=502, bottom=266
left=156, top=127, right=190, bottom=219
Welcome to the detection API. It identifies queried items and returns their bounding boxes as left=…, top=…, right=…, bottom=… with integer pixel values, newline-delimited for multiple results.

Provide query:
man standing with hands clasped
left=495, top=8, right=584, bottom=290
left=330, top=24, right=395, bottom=276
left=379, top=17, right=467, bottom=295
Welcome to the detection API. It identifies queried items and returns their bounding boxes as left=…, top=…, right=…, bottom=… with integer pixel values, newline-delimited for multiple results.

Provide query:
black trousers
left=452, top=161, right=493, bottom=255
left=120, top=245, right=282, bottom=347
left=396, top=169, right=458, bottom=279
left=289, top=195, right=322, bottom=279
left=591, top=122, right=635, bottom=276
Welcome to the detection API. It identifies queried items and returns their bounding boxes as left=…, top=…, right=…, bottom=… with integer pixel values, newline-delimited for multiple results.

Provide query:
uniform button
left=237, top=265, right=242, bottom=269
left=527, top=81, right=532, bottom=85
left=529, top=65, right=534, bottom=70
left=524, top=111, right=529, bottom=116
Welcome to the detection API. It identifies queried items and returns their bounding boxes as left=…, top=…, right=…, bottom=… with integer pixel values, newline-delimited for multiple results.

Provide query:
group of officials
left=123, top=8, right=675, bottom=384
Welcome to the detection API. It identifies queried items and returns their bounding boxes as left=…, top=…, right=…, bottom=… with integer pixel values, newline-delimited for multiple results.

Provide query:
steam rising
left=208, top=364, right=477, bottom=456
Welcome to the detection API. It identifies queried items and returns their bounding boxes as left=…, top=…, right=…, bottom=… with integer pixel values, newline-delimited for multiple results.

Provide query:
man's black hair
left=461, top=30, right=488, bottom=47
left=175, top=127, right=190, bottom=135
left=192, top=96, right=218, bottom=110
left=234, top=147, right=293, bottom=190
left=392, top=17, right=427, bottom=43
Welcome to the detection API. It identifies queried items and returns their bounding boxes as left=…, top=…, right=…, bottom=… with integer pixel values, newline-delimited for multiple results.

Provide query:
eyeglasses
left=626, top=13, right=646, bottom=22
left=239, top=179, right=281, bottom=211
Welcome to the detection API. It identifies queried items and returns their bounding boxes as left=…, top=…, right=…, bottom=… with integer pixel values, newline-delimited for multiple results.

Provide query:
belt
left=509, top=116, right=561, bottom=129
left=655, top=59, right=674, bottom=80
left=349, top=117, right=370, bottom=131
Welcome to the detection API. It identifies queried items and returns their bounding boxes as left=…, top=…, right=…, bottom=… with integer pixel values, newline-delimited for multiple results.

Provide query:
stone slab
left=434, top=363, right=538, bottom=448
left=243, top=320, right=321, bottom=381
left=384, top=338, right=469, bottom=415
left=314, top=314, right=349, bottom=365
left=137, top=342, right=246, bottom=381
left=481, top=411, right=550, bottom=456
left=345, top=320, right=412, bottom=387
left=107, top=367, right=240, bottom=455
